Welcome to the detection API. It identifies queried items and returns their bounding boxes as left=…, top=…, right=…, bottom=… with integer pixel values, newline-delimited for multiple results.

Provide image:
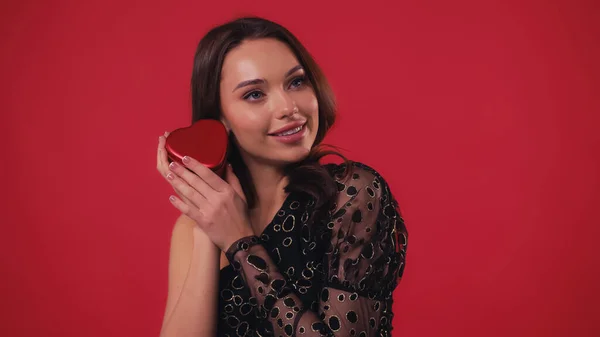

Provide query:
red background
left=1, top=0, right=599, bottom=336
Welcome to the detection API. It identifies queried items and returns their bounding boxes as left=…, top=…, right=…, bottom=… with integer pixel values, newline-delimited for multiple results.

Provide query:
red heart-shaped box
left=165, top=119, right=229, bottom=178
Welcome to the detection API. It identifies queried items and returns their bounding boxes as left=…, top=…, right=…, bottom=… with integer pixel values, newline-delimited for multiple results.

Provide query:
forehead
left=220, top=38, right=301, bottom=85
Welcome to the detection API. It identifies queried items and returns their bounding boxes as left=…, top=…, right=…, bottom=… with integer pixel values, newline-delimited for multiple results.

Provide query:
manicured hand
left=164, top=154, right=254, bottom=251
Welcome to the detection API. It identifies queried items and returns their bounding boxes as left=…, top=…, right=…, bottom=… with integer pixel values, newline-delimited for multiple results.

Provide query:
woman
left=156, top=16, right=408, bottom=337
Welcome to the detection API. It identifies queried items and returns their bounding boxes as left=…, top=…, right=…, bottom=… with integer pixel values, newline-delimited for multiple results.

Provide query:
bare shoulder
left=167, top=215, right=195, bottom=253
left=161, top=214, right=221, bottom=332
left=169, top=214, right=228, bottom=268
left=168, top=214, right=196, bottom=263
left=172, top=214, right=196, bottom=235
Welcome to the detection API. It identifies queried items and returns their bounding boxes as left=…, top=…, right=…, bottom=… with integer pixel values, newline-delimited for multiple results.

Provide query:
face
left=219, top=38, right=319, bottom=168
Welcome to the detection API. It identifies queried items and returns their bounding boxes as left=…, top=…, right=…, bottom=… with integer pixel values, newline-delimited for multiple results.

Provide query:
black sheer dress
left=217, top=162, right=408, bottom=337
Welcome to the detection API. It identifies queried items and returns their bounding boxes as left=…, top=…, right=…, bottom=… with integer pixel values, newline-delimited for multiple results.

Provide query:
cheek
left=296, top=91, right=319, bottom=117
left=222, top=103, right=270, bottom=139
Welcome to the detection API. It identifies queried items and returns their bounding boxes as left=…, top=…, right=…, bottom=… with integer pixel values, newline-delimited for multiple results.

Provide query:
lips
left=269, top=121, right=306, bottom=135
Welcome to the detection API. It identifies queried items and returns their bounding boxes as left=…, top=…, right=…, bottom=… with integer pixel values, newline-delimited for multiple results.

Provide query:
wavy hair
left=190, top=16, right=352, bottom=213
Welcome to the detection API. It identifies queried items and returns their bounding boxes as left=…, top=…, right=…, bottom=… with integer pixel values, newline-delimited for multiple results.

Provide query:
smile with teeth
left=274, top=125, right=303, bottom=136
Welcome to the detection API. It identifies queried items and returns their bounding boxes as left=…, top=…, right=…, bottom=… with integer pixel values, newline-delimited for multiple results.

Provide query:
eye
left=243, top=90, right=264, bottom=101
left=289, top=75, right=306, bottom=89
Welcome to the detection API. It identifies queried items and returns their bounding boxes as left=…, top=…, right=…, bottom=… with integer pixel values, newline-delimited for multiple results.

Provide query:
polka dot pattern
left=216, top=162, right=408, bottom=336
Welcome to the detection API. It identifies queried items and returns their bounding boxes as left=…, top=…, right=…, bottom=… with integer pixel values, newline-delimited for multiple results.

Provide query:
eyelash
left=243, top=75, right=307, bottom=101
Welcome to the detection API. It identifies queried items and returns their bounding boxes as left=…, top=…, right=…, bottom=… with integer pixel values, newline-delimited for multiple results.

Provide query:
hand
left=163, top=154, right=254, bottom=251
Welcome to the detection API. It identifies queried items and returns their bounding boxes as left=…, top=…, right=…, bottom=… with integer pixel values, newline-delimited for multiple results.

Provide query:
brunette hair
left=190, top=16, right=352, bottom=213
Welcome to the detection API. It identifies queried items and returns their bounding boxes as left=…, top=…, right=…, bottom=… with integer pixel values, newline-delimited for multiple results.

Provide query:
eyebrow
left=232, top=65, right=304, bottom=92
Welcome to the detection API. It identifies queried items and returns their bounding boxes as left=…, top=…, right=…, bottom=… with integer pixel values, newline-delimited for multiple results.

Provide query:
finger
left=157, top=134, right=197, bottom=206
left=158, top=136, right=195, bottom=203
left=157, top=131, right=170, bottom=174
left=166, top=169, right=208, bottom=208
left=156, top=136, right=189, bottom=202
left=157, top=134, right=175, bottom=174
left=165, top=170, right=193, bottom=205
left=158, top=135, right=170, bottom=173
left=157, top=135, right=166, bottom=174
left=169, top=160, right=219, bottom=202
left=168, top=194, right=204, bottom=224
left=181, top=156, right=227, bottom=192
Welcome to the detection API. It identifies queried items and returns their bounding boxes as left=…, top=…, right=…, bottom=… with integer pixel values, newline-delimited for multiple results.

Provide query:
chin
left=288, top=147, right=312, bottom=161
left=270, top=144, right=313, bottom=166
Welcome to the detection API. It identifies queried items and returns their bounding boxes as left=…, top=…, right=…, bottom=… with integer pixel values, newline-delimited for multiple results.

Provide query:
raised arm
left=159, top=214, right=221, bottom=337
left=225, top=163, right=408, bottom=336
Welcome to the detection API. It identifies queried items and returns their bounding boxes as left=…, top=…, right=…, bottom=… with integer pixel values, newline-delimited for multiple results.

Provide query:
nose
left=273, top=91, right=298, bottom=119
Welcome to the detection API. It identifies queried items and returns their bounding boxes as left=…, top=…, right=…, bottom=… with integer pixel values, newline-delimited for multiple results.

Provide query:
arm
left=226, top=163, right=408, bottom=336
left=159, top=214, right=221, bottom=337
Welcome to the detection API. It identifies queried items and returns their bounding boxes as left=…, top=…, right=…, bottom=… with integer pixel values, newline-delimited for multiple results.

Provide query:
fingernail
left=169, top=195, right=176, bottom=202
left=169, top=162, right=178, bottom=170
left=164, top=131, right=169, bottom=136
left=182, top=156, right=191, bottom=164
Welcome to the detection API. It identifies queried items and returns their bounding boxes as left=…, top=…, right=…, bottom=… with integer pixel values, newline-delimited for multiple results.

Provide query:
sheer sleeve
left=225, top=162, right=408, bottom=336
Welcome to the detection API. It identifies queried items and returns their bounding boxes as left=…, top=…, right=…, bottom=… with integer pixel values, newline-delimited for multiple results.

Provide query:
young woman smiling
left=157, top=16, right=408, bottom=337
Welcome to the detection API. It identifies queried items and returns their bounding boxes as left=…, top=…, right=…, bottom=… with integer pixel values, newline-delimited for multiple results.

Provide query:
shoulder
left=321, top=161, right=407, bottom=295
left=172, top=214, right=196, bottom=235
left=324, top=160, right=389, bottom=184
left=322, top=159, right=403, bottom=239
left=323, top=160, right=395, bottom=205
left=170, top=214, right=212, bottom=250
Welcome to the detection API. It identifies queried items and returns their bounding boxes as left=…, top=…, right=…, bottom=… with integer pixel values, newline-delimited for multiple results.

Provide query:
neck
left=243, top=157, right=290, bottom=232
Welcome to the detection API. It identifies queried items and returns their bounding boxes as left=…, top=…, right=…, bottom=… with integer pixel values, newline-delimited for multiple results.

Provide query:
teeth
left=275, top=125, right=302, bottom=136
